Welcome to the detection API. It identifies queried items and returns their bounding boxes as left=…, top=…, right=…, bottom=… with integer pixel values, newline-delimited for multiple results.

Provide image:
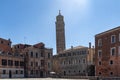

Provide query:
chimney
left=89, top=42, right=91, bottom=49
left=71, top=46, right=73, bottom=49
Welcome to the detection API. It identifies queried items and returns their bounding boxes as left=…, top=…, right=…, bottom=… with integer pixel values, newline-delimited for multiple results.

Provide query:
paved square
left=2, top=78, right=89, bottom=80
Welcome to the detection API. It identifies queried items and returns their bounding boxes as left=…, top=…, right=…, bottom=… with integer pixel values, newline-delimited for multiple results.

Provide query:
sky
left=0, top=0, right=120, bottom=54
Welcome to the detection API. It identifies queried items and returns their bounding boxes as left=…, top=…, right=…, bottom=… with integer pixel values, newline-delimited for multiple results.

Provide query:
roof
left=0, top=38, right=11, bottom=43
left=59, top=46, right=88, bottom=53
left=95, top=26, right=120, bottom=37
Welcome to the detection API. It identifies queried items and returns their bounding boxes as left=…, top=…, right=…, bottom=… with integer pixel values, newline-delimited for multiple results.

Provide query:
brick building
left=0, top=38, right=12, bottom=53
left=0, top=52, right=24, bottom=78
left=95, top=26, right=120, bottom=77
left=0, top=37, right=53, bottom=78
left=0, top=38, right=24, bottom=78
left=13, top=43, right=53, bottom=78
left=24, top=43, right=53, bottom=78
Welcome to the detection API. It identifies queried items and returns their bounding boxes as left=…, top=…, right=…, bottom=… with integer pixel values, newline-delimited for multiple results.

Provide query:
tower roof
left=59, top=10, right=61, bottom=15
left=57, top=10, right=63, bottom=17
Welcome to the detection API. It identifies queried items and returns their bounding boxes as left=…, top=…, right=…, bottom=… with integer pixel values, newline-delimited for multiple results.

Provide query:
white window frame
left=98, top=50, right=102, bottom=57
left=111, top=47, right=116, bottom=56
left=98, top=39, right=102, bottom=46
left=118, top=46, right=120, bottom=56
left=111, top=35, right=116, bottom=43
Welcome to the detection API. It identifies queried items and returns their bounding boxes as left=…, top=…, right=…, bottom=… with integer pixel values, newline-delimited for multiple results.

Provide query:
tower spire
left=59, top=10, right=61, bottom=15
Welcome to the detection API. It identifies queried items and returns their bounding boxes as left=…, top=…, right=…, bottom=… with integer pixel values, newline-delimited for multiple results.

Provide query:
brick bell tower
left=56, top=10, right=66, bottom=54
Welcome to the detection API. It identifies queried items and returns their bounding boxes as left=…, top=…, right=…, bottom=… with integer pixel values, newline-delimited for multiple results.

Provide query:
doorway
left=40, top=71, right=44, bottom=77
left=9, top=70, right=12, bottom=78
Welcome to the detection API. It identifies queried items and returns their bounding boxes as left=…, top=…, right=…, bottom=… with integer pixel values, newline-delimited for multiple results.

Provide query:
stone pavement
left=2, top=78, right=89, bottom=80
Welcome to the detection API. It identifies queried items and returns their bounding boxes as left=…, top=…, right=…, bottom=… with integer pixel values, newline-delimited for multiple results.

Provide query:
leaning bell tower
left=56, top=10, right=66, bottom=54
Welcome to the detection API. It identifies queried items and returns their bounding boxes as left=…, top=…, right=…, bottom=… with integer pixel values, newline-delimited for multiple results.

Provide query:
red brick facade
left=0, top=38, right=12, bottom=53
left=95, top=26, right=120, bottom=77
left=0, top=37, right=52, bottom=78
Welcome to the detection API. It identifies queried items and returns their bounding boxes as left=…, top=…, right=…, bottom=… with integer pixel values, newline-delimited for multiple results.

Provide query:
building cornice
left=95, top=26, right=120, bottom=37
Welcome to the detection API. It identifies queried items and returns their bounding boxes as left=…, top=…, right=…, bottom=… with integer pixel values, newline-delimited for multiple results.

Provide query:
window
left=15, top=53, right=19, bottom=56
left=20, top=61, right=24, bottom=67
left=110, top=72, right=113, bottom=76
left=36, top=70, right=38, bottom=74
left=63, top=54, right=66, bottom=57
left=41, top=60, right=44, bottom=67
left=8, top=52, right=12, bottom=55
left=79, top=60, right=81, bottom=63
left=16, top=70, right=18, bottom=74
left=74, top=70, right=76, bottom=73
left=30, top=70, right=33, bottom=75
left=8, top=60, right=13, bottom=66
left=68, top=53, right=71, bottom=56
left=48, top=62, right=50, bottom=68
left=36, top=62, right=38, bottom=66
left=111, top=35, right=116, bottom=43
left=36, top=53, right=38, bottom=58
left=83, top=59, right=86, bottom=64
left=69, top=70, right=71, bottom=73
left=20, top=70, right=23, bottom=74
left=3, top=70, right=6, bottom=74
left=48, top=53, right=51, bottom=58
left=98, top=50, right=102, bottom=57
left=69, top=60, right=71, bottom=64
left=110, top=60, right=113, bottom=65
left=64, top=71, right=66, bottom=76
left=111, top=47, right=116, bottom=56
left=17, top=45, right=19, bottom=48
left=83, top=70, right=85, bottom=73
left=41, top=52, right=44, bottom=57
left=99, top=61, right=101, bottom=65
left=8, top=43, right=10, bottom=46
left=15, top=61, right=19, bottom=66
left=99, top=72, right=101, bottom=75
left=2, top=59, right=7, bottom=66
left=63, top=61, right=66, bottom=65
left=98, top=39, right=102, bottom=46
left=31, top=52, right=33, bottom=57
left=1, top=41, right=3, bottom=44
left=73, top=52, right=76, bottom=55
left=31, top=62, right=33, bottom=66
